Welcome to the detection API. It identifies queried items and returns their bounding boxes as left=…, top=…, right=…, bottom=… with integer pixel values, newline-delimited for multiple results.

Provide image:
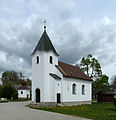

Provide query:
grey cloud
left=1, top=16, right=116, bottom=78
left=51, top=18, right=116, bottom=66
left=0, top=0, right=116, bottom=79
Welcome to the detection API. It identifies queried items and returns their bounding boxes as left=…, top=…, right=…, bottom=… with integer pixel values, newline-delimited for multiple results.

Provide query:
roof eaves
left=63, top=75, right=93, bottom=81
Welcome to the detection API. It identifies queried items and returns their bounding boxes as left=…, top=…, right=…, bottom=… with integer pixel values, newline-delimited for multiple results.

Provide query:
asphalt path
left=0, top=101, right=91, bottom=120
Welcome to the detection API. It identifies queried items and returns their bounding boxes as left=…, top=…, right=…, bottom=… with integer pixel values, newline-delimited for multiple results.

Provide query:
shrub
left=0, top=82, right=16, bottom=100
left=12, top=91, right=18, bottom=100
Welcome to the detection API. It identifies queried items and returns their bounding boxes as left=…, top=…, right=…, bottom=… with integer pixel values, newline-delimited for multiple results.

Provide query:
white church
left=32, top=25, right=92, bottom=105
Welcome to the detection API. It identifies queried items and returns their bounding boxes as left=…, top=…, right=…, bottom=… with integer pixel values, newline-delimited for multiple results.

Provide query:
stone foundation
left=61, top=101, right=92, bottom=106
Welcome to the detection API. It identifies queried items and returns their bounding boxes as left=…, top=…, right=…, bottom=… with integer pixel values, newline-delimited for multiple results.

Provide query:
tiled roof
left=17, top=85, right=31, bottom=90
left=57, top=61, right=92, bottom=81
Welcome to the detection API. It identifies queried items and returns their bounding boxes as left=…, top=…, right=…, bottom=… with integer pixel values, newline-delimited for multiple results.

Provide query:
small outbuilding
left=97, top=91, right=114, bottom=103
left=17, top=81, right=31, bottom=99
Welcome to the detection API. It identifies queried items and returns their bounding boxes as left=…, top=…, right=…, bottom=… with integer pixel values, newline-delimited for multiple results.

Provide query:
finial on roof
left=44, top=20, right=46, bottom=31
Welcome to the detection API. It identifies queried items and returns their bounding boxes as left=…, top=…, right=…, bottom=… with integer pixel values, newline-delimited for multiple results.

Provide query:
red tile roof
left=17, top=85, right=31, bottom=90
left=57, top=61, right=92, bottom=81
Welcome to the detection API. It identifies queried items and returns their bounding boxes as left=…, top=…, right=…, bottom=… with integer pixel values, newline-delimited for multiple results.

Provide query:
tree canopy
left=0, top=82, right=17, bottom=100
left=80, top=54, right=102, bottom=79
left=1, top=71, right=31, bottom=85
left=80, top=54, right=109, bottom=94
left=2, top=71, right=19, bottom=84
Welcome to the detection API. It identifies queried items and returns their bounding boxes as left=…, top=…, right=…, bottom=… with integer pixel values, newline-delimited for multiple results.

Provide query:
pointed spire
left=31, top=23, right=59, bottom=56
left=44, top=20, right=46, bottom=31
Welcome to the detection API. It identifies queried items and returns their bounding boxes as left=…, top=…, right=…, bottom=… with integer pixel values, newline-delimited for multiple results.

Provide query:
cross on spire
left=44, top=20, right=46, bottom=31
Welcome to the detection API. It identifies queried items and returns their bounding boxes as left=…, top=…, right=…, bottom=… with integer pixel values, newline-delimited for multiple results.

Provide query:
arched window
left=36, top=56, right=39, bottom=64
left=82, top=85, right=85, bottom=95
left=72, top=83, right=76, bottom=94
left=50, top=56, right=53, bottom=64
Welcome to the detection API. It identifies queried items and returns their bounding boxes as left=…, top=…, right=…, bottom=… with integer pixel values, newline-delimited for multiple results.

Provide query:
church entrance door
left=36, top=89, right=40, bottom=102
left=57, top=93, right=61, bottom=103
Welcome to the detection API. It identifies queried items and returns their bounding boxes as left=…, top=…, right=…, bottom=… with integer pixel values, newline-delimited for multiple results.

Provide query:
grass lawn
left=30, top=103, right=116, bottom=120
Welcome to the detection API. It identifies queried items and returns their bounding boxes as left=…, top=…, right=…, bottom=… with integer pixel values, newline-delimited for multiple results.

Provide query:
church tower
left=31, top=25, right=59, bottom=102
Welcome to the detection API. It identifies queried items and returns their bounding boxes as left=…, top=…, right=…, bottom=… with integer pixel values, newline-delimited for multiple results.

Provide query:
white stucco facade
left=18, top=89, right=30, bottom=99
left=32, top=50, right=92, bottom=103
left=32, top=30, right=92, bottom=104
left=32, top=50, right=59, bottom=102
left=62, top=77, right=92, bottom=102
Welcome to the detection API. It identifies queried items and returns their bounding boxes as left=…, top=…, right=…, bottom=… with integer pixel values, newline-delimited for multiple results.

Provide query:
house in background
left=31, top=25, right=92, bottom=105
left=17, top=81, right=31, bottom=99
left=96, top=91, right=114, bottom=103
left=95, top=85, right=115, bottom=103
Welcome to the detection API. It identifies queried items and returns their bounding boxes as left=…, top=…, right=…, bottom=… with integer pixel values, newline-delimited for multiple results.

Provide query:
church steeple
left=31, top=25, right=59, bottom=56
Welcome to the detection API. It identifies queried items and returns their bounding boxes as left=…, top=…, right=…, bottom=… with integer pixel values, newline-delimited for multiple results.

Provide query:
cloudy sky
left=0, top=0, right=116, bottom=82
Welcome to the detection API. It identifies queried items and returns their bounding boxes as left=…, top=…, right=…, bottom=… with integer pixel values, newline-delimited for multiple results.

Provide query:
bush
left=0, top=82, right=16, bottom=100
left=12, top=91, right=18, bottom=100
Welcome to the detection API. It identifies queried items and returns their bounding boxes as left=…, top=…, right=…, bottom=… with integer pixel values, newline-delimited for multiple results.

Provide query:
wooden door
left=36, top=89, right=40, bottom=102
left=57, top=93, right=61, bottom=103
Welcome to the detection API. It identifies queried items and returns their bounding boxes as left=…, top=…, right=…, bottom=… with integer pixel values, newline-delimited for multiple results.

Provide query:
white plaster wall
left=32, top=50, right=92, bottom=103
left=55, top=67, right=63, bottom=102
left=32, top=51, right=43, bottom=102
left=62, top=77, right=92, bottom=102
left=18, top=90, right=30, bottom=98
left=54, top=80, right=61, bottom=102
left=0, top=78, right=2, bottom=85
left=48, top=64, right=63, bottom=102
left=32, top=50, right=58, bottom=102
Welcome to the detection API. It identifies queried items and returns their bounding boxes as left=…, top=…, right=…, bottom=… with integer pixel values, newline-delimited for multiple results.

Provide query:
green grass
left=30, top=103, right=116, bottom=120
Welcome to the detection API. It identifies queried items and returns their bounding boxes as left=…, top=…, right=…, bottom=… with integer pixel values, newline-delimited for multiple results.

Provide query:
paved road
left=0, top=101, right=90, bottom=120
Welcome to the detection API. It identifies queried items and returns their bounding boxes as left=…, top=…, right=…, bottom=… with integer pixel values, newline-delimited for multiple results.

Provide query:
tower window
left=82, top=85, right=85, bottom=95
left=21, top=91, right=23, bottom=94
left=72, top=83, right=76, bottom=94
left=50, top=56, right=53, bottom=64
left=36, top=56, right=39, bottom=64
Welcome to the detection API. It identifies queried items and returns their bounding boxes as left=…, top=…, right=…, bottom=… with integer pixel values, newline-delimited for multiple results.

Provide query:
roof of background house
left=17, top=85, right=31, bottom=90
left=31, top=30, right=59, bottom=56
left=17, top=81, right=31, bottom=90
left=15, top=85, right=31, bottom=90
left=57, top=61, right=92, bottom=81
left=96, top=90, right=114, bottom=95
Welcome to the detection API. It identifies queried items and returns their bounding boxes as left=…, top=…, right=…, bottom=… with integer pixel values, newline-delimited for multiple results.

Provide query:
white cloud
left=103, top=16, right=112, bottom=24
